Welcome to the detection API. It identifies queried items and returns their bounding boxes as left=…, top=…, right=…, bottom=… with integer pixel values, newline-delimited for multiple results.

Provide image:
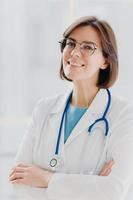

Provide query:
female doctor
left=9, top=16, right=133, bottom=200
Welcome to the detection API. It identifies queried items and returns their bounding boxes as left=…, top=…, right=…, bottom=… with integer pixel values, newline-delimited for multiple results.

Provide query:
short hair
left=59, top=16, right=118, bottom=88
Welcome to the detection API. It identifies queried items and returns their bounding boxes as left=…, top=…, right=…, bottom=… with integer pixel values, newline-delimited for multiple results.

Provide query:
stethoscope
left=50, top=89, right=111, bottom=171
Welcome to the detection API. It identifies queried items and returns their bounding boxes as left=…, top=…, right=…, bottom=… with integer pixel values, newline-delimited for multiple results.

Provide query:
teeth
left=67, top=61, right=83, bottom=67
left=71, top=64, right=81, bottom=67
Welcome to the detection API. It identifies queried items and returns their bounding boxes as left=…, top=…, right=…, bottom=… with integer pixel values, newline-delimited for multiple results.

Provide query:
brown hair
left=59, top=16, right=118, bottom=88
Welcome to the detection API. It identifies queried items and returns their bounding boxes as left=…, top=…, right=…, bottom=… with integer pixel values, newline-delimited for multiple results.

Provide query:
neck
left=71, top=81, right=99, bottom=108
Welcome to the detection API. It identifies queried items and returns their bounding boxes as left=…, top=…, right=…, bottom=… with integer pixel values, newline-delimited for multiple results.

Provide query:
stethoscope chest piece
left=50, top=154, right=63, bottom=171
left=49, top=89, right=111, bottom=171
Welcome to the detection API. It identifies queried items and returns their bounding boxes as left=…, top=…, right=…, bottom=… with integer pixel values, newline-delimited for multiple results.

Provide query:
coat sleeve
left=12, top=98, right=49, bottom=200
left=14, top=99, right=44, bottom=164
left=47, top=104, right=133, bottom=200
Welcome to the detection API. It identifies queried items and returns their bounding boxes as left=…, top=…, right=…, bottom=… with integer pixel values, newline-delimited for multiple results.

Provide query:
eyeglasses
left=59, top=38, right=98, bottom=56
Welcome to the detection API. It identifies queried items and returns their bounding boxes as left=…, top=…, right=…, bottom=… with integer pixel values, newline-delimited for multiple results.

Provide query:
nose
left=70, top=43, right=82, bottom=57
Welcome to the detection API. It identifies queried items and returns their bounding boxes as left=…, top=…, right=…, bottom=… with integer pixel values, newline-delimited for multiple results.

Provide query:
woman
left=9, top=16, right=133, bottom=200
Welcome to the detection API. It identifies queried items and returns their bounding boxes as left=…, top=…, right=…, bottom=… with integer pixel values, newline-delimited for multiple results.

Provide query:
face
left=62, top=26, right=108, bottom=85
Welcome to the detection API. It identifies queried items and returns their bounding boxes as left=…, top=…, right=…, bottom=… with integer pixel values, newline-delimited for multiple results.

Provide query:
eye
left=82, top=44, right=94, bottom=51
left=66, top=40, right=75, bottom=48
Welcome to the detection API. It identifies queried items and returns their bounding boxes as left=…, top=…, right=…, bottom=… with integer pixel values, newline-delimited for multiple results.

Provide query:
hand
left=9, top=164, right=53, bottom=188
left=99, top=160, right=115, bottom=176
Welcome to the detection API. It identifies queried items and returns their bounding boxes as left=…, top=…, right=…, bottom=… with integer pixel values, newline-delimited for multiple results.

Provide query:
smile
left=67, top=61, right=85, bottom=67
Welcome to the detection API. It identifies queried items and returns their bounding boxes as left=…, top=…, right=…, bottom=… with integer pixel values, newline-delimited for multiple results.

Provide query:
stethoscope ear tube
left=88, top=117, right=109, bottom=136
left=88, top=89, right=111, bottom=137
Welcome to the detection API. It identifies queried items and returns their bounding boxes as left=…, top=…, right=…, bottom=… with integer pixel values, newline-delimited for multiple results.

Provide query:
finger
left=10, top=164, right=29, bottom=175
left=9, top=166, right=26, bottom=177
left=99, top=166, right=109, bottom=176
left=106, top=160, right=115, bottom=168
left=11, top=163, right=27, bottom=170
left=99, top=168, right=108, bottom=176
left=11, top=178, right=26, bottom=185
left=102, top=168, right=111, bottom=176
left=100, top=166, right=111, bottom=176
left=100, top=160, right=115, bottom=174
left=105, top=168, right=111, bottom=176
left=100, top=162, right=114, bottom=176
left=102, top=160, right=114, bottom=170
left=99, top=170, right=106, bottom=176
left=11, top=166, right=26, bottom=173
left=99, top=166, right=108, bottom=176
left=9, top=172, right=25, bottom=181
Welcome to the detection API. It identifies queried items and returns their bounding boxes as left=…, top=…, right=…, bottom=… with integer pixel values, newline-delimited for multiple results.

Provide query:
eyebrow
left=67, top=37, right=98, bottom=47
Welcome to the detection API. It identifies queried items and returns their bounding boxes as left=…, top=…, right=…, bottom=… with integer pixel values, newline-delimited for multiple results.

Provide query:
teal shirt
left=64, top=103, right=87, bottom=143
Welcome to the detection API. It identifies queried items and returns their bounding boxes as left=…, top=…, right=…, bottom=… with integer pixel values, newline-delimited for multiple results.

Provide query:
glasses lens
left=65, top=39, right=75, bottom=50
left=59, top=38, right=97, bottom=55
left=81, top=42, right=96, bottom=55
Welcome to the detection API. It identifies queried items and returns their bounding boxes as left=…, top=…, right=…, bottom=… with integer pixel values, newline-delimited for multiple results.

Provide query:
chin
left=64, top=73, right=84, bottom=81
left=63, top=69, right=80, bottom=80
left=65, top=74, right=75, bottom=80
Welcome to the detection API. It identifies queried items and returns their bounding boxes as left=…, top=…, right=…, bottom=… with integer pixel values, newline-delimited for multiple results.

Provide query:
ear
left=100, top=58, right=109, bottom=70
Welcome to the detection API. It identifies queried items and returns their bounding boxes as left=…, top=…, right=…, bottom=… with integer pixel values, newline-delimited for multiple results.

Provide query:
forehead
left=68, top=26, right=101, bottom=45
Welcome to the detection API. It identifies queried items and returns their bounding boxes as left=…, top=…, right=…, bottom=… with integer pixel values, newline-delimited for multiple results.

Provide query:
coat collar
left=48, top=88, right=111, bottom=152
left=50, top=88, right=110, bottom=117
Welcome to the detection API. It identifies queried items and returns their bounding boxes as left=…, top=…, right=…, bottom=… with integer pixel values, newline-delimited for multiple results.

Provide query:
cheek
left=62, top=50, right=69, bottom=64
left=95, top=54, right=106, bottom=67
left=86, top=55, right=105, bottom=70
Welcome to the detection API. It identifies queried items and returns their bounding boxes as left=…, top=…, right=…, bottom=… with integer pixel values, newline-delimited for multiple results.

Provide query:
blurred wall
left=0, top=0, right=133, bottom=199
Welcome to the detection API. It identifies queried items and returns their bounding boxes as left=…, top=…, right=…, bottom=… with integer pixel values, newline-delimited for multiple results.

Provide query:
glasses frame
left=59, top=37, right=98, bottom=56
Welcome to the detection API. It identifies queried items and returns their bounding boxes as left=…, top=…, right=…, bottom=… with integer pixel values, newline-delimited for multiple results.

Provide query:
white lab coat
left=13, top=88, right=133, bottom=200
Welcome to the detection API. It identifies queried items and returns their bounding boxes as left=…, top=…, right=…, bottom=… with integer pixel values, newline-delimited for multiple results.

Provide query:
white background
left=0, top=0, right=133, bottom=199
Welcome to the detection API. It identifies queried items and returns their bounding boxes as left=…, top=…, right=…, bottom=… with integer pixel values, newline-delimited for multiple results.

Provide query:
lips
left=67, top=60, right=85, bottom=67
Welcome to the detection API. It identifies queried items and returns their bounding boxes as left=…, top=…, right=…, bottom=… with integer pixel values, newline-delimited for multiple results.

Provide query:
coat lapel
left=48, top=88, right=109, bottom=156
left=64, top=88, right=110, bottom=148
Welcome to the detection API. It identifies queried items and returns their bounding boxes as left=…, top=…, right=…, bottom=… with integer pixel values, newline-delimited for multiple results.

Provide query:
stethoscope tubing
left=54, top=89, right=111, bottom=157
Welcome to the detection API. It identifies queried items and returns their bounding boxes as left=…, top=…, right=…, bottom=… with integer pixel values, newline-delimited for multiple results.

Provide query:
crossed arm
left=9, top=160, right=115, bottom=188
left=9, top=101, right=133, bottom=200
